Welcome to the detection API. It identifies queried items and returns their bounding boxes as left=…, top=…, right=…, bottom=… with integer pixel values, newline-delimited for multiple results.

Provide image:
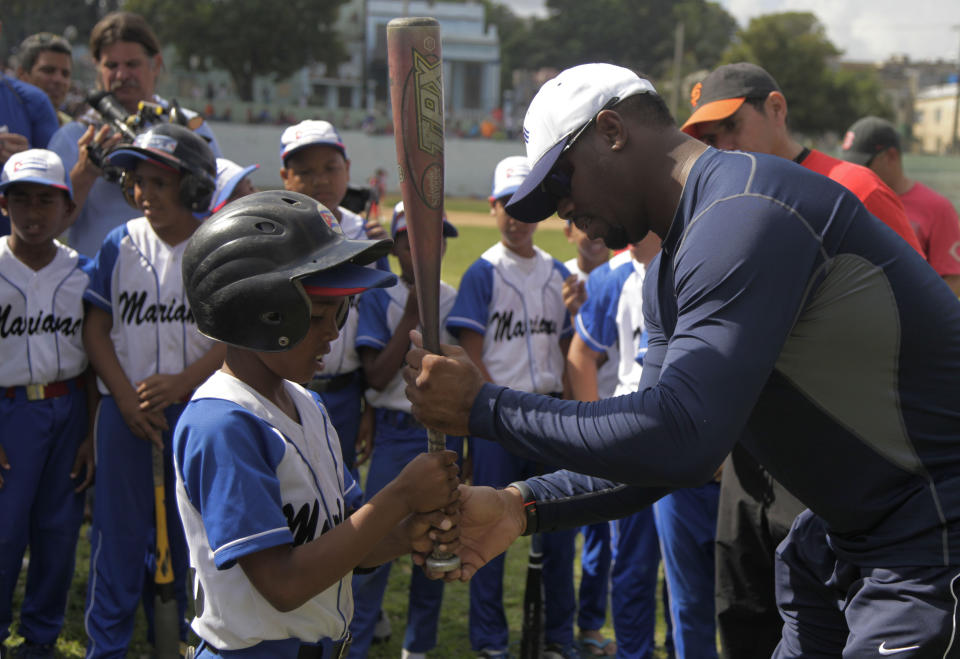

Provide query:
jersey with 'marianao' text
left=83, top=217, right=213, bottom=394
left=356, top=279, right=457, bottom=412
left=0, top=240, right=92, bottom=386
left=174, top=370, right=353, bottom=649
left=447, top=243, right=571, bottom=394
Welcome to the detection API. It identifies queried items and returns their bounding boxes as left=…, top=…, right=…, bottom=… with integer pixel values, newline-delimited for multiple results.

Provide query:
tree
left=0, top=0, right=122, bottom=66
left=123, top=0, right=349, bottom=101
left=721, top=12, right=890, bottom=134
left=481, top=0, right=734, bottom=87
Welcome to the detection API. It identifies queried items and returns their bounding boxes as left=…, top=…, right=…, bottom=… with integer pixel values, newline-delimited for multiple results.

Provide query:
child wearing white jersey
left=279, top=120, right=388, bottom=479
left=81, top=124, right=225, bottom=658
left=446, top=156, right=579, bottom=659
left=347, top=202, right=460, bottom=659
left=0, top=150, right=95, bottom=658
left=174, top=190, right=459, bottom=658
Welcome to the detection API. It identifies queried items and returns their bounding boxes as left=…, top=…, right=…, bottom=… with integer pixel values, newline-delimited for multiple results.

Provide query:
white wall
left=208, top=121, right=524, bottom=198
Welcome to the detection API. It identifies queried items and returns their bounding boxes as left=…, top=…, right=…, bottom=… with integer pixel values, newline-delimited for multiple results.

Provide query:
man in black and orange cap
left=682, top=62, right=929, bottom=659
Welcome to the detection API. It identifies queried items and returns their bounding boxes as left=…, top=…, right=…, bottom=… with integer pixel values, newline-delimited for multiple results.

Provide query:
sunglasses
left=539, top=97, right=620, bottom=201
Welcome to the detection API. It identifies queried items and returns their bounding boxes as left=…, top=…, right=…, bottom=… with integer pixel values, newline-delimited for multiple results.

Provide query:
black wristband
left=508, top=480, right=538, bottom=536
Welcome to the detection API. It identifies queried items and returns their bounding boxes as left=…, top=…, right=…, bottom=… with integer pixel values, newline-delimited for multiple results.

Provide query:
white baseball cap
left=280, top=120, right=346, bottom=162
left=0, top=149, right=73, bottom=199
left=490, top=155, right=531, bottom=202
left=505, top=63, right=657, bottom=223
left=210, top=157, right=260, bottom=213
left=391, top=201, right=458, bottom=241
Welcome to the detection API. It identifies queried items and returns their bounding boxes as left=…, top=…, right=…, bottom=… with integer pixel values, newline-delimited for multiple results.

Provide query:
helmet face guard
left=183, top=190, right=394, bottom=351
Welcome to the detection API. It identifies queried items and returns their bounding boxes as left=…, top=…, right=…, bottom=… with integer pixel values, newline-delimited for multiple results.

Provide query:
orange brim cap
left=680, top=97, right=747, bottom=136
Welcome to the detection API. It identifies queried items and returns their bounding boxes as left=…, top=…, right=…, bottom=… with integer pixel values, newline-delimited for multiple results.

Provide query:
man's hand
left=0, top=132, right=29, bottom=165
left=414, top=484, right=525, bottom=581
left=562, top=274, right=587, bottom=316
left=71, top=437, right=96, bottom=493
left=403, top=330, right=484, bottom=437
left=75, top=124, right=122, bottom=177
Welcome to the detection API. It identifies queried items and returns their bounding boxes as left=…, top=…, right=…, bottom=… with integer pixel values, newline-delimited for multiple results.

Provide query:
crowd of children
left=0, top=114, right=632, bottom=659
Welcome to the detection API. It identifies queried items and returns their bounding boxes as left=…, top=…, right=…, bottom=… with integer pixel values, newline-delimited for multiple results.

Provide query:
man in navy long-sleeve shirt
left=404, top=64, right=960, bottom=658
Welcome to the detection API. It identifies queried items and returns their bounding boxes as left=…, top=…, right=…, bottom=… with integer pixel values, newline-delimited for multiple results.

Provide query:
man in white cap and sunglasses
left=404, top=63, right=960, bottom=658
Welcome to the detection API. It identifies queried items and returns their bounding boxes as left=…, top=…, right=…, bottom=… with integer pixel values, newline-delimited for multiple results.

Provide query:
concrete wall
left=208, top=121, right=523, bottom=198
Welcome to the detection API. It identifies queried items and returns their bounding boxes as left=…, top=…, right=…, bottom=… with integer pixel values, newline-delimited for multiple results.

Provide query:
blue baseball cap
left=390, top=200, right=458, bottom=241
left=210, top=157, right=259, bottom=212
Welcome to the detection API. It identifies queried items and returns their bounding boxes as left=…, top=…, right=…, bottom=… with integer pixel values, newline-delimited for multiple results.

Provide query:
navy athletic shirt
left=470, top=148, right=960, bottom=568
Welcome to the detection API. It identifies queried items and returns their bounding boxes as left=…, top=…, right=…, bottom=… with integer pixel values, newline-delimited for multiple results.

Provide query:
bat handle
left=425, top=427, right=461, bottom=572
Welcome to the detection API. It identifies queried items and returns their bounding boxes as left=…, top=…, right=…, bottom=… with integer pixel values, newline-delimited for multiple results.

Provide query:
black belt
left=202, top=637, right=350, bottom=658
left=307, top=370, right=360, bottom=394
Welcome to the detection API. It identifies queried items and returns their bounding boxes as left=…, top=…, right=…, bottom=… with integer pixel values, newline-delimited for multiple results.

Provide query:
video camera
left=84, top=90, right=205, bottom=182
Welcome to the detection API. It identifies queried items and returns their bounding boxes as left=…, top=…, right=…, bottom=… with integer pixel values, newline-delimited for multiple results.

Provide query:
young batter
left=175, top=190, right=460, bottom=658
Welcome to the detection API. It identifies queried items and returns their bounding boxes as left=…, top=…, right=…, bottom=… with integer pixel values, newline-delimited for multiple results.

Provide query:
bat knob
left=425, top=551, right=461, bottom=573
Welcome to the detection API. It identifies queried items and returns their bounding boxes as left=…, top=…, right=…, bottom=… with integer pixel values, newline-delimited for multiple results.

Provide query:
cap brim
left=838, top=150, right=873, bottom=166
left=281, top=141, right=346, bottom=162
left=300, top=262, right=396, bottom=296
left=392, top=219, right=458, bottom=241
left=0, top=178, right=72, bottom=200
left=211, top=164, right=260, bottom=212
left=503, top=140, right=566, bottom=223
left=489, top=183, right=521, bottom=203
left=105, top=147, right=181, bottom=172
left=680, top=98, right=747, bottom=136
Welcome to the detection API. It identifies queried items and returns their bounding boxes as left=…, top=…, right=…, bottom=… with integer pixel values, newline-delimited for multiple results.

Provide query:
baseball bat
left=152, top=443, right=181, bottom=658
left=519, top=533, right=544, bottom=659
left=387, top=16, right=459, bottom=573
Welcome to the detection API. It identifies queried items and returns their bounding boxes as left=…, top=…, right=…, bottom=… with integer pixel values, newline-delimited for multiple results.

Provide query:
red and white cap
left=0, top=149, right=73, bottom=199
left=490, top=155, right=531, bottom=202
left=280, top=120, right=346, bottom=162
left=506, top=63, right=656, bottom=223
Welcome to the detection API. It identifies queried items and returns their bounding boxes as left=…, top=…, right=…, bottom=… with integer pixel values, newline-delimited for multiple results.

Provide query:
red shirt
left=900, top=181, right=960, bottom=277
left=800, top=150, right=924, bottom=257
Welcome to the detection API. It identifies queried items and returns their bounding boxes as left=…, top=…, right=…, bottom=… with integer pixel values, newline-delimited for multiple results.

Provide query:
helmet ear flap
left=119, top=171, right=137, bottom=209
left=180, top=174, right=215, bottom=212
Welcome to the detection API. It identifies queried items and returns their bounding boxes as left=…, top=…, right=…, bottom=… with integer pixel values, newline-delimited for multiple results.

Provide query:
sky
left=505, top=0, right=960, bottom=64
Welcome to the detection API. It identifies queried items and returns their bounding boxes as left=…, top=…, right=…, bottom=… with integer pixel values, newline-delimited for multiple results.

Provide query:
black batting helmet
left=182, top=190, right=395, bottom=351
left=105, top=123, right=217, bottom=212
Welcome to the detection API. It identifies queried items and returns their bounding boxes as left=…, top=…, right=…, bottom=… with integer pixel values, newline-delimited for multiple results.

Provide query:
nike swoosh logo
left=879, top=641, right=920, bottom=655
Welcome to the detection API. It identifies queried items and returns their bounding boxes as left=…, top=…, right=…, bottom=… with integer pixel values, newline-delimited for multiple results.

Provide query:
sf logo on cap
left=690, top=82, right=702, bottom=108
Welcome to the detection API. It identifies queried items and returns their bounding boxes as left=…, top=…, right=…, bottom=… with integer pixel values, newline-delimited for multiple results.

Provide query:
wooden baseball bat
left=519, top=533, right=545, bottom=659
left=387, top=16, right=459, bottom=573
left=152, top=442, right=180, bottom=658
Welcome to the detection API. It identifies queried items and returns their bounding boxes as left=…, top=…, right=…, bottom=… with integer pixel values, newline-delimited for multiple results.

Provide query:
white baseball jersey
left=83, top=217, right=213, bottom=395
left=575, top=251, right=647, bottom=396
left=174, top=370, right=352, bottom=649
left=565, top=256, right=619, bottom=399
left=0, top=239, right=92, bottom=387
left=355, top=279, right=457, bottom=412
left=448, top=243, right=572, bottom=394
left=315, top=207, right=386, bottom=378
